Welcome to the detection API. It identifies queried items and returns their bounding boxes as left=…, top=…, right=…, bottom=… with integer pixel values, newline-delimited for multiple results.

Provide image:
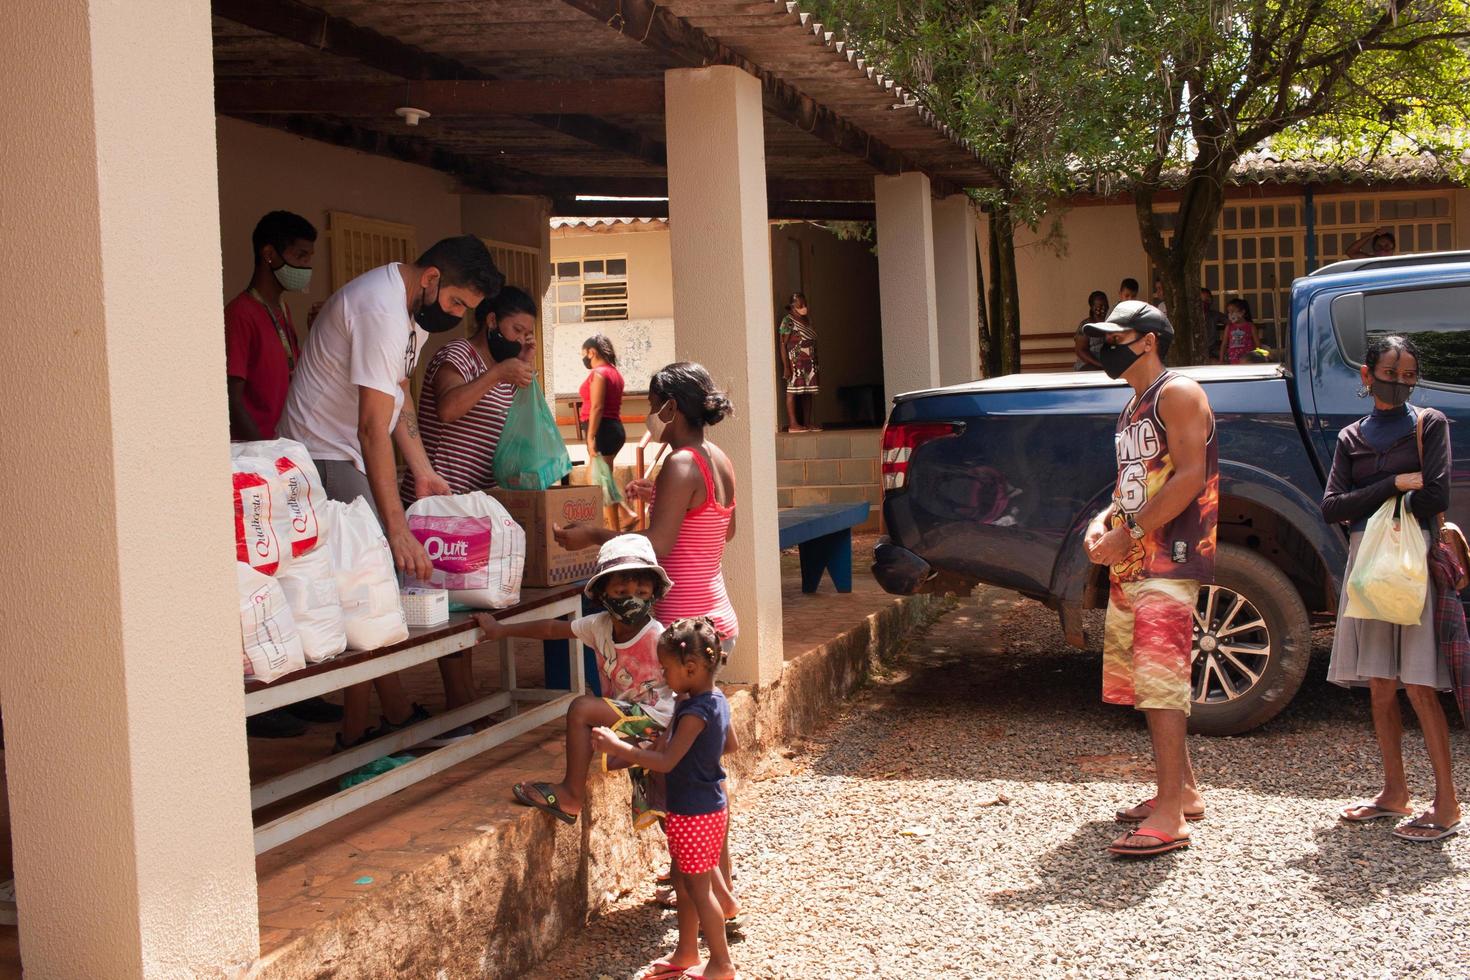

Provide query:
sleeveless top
left=401, top=339, right=515, bottom=504
left=655, top=447, right=739, bottom=639
left=1108, top=370, right=1219, bottom=583
left=578, top=365, right=624, bottom=421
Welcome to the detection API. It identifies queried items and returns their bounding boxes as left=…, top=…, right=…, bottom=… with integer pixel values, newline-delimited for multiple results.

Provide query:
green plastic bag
left=492, top=379, right=573, bottom=491
left=591, top=456, right=623, bottom=506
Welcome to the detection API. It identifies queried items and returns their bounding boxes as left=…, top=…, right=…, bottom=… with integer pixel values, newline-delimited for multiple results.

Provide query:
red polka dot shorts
left=665, top=808, right=728, bottom=875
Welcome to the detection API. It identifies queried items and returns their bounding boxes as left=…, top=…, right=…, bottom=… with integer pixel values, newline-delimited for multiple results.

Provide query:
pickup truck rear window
left=1331, top=283, right=1470, bottom=388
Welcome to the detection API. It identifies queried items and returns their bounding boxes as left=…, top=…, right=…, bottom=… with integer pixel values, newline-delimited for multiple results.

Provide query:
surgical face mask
left=414, top=280, right=463, bottom=333
left=486, top=328, right=523, bottom=361
left=601, top=594, right=653, bottom=626
left=1370, top=377, right=1414, bottom=407
left=1098, top=336, right=1147, bottom=380
left=645, top=400, right=676, bottom=441
left=1227, top=309, right=1244, bottom=324
left=273, top=261, right=312, bottom=292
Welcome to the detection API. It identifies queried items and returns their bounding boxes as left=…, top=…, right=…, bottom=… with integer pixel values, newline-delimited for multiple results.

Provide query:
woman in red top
left=579, top=334, right=627, bottom=530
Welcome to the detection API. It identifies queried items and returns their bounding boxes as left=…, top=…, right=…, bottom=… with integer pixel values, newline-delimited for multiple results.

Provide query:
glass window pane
left=1243, top=265, right=1257, bottom=289
left=1321, top=201, right=1337, bottom=225
left=1278, top=205, right=1296, bottom=227
left=1261, top=293, right=1275, bottom=319
left=1363, top=284, right=1470, bottom=386
left=1280, top=236, right=1295, bottom=258
left=557, top=284, right=580, bottom=302
left=1323, top=233, right=1339, bottom=257
left=1259, top=206, right=1275, bottom=228
left=1416, top=198, right=1435, bottom=218
left=562, top=305, right=582, bottom=323
left=1339, top=201, right=1356, bottom=225
left=1242, top=238, right=1257, bottom=260
left=556, top=261, right=579, bottom=279
left=1261, top=237, right=1276, bottom=259
left=1435, top=197, right=1450, bottom=217
left=1240, top=208, right=1256, bottom=230
left=1438, top=223, right=1452, bottom=251
left=606, top=258, right=628, bottom=276
left=1225, top=266, right=1239, bottom=290
left=1280, top=261, right=1295, bottom=285
left=583, top=259, right=604, bottom=274
left=1263, top=264, right=1277, bottom=287
left=1225, top=238, right=1238, bottom=260
left=1358, top=199, right=1374, bottom=222
left=1223, top=208, right=1237, bottom=230
left=1205, top=266, right=1220, bottom=290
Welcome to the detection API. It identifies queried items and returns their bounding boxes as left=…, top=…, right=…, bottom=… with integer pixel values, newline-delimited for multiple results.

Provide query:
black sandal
left=512, top=781, right=578, bottom=824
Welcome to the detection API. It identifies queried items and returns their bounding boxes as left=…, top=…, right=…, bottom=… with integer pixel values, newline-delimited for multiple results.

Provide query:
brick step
left=776, top=455, right=880, bottom=489
left=775, top=429, right=882, bottom=463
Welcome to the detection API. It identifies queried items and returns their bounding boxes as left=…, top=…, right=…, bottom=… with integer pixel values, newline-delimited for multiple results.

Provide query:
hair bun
left=703, top=391, right=733, bottom=426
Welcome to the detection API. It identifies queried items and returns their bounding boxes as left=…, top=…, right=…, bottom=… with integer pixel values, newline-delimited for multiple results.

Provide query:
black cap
left=1083, top=300, right=1174, bottom=340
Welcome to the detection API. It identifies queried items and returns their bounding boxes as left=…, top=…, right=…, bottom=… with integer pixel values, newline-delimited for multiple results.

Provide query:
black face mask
left=601, top=594, right=653, bottom=627
left=414, top=281, right=462, bottom=333
left=582, top=355, right=593, bottom=370
left=486, top=328, right=523, bottom=362
left=1098, top=337, right=1147, bottom=379
left=1371, top=378, right=1414, bottom=407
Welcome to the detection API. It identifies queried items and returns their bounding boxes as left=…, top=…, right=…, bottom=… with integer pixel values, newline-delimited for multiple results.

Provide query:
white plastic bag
left=231, top=455, right=293, bottom=577
left=237, top=563, right=306, bottom=683
left=231, top=439, right=324, bottom=558
left=322, top=497, right=409, bottom=650
left=1345, top=495, right=1428, bottom=625
left=405, top=491, right=525, bottom=609
left=274, top=544, right=347, bottom=662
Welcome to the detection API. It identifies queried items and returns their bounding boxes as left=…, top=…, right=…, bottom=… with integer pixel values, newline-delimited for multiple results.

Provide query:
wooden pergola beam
left=216, top=79, right=666, bottom=117
left=556, top=0, right=962, bottom=196
left=550, top=197, right=876, bottom=220
left=212, top=0, right=667, bottom=168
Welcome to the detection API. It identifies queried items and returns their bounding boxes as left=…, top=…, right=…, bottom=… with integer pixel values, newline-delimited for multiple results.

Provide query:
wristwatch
left=1124, top=515, right=1147, bottom=540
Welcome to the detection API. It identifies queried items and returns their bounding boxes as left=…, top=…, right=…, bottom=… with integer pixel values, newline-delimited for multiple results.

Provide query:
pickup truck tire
left=1187, top=544, right=1311, bottom=736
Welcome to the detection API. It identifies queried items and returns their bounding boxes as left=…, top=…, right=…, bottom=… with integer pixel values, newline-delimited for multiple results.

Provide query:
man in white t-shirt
left=280, top=234, right=504, bottom=747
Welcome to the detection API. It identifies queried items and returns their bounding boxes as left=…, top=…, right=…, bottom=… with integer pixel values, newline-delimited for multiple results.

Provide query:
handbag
left=1415, top=411, right=1470, bottom=591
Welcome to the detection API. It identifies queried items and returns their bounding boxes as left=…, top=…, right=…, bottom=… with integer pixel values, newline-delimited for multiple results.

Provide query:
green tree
left=1094, top=0, right=1470, bottom=362
left=811, top=0, right=1125, bottom=375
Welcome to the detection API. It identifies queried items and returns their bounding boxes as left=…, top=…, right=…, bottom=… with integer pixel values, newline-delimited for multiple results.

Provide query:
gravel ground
left=526, top=588, right=1470, bottom=980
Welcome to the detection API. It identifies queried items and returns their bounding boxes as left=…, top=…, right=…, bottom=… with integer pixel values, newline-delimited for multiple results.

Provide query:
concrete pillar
left=664, top=66, right=783, bottom=686
left=932, top=195, right=982, bottom=385
left=874, top=173, right=941, bottom=407
left=0, top=0, right=259, bottom=976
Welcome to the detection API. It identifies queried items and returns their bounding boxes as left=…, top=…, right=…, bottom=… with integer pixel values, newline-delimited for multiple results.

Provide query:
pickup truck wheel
left=1187, top=544, right=1311, bottom=736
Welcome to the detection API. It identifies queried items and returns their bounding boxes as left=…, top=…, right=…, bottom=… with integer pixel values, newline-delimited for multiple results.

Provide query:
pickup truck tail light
left=881, top=422, right=960, bottom=491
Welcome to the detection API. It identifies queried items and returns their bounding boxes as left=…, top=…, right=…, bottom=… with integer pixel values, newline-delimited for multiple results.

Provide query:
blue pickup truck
left=874, top=251, right=1470, bottom=734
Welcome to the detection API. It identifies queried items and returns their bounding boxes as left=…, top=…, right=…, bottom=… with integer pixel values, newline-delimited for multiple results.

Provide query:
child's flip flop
left=1107, top=827, right=1191, bottom=857
left=1339, top=801, right=1413, bottom=823
left=1392, top=818, right=1463, bottom=842
left=511, top=781, right=577, bottom=824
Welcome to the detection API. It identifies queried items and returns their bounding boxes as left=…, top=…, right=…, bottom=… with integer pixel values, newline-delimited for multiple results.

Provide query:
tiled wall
left=775, top=429, right=883, bottom=533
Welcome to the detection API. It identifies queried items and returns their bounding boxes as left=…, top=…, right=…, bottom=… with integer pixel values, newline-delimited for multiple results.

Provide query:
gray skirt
left=1329, top=531, right=1452, bottom=691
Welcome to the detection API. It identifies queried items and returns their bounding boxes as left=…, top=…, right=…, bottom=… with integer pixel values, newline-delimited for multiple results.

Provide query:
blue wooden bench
left=779, top=502, right=872, bottom=594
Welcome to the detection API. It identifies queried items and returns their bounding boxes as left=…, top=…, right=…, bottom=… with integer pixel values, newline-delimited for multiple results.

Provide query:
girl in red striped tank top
left=553, top=360, right=741, bottom=921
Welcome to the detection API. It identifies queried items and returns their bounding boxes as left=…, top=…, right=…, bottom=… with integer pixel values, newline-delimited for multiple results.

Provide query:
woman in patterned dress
left=778, top=292, right=820, bottom=432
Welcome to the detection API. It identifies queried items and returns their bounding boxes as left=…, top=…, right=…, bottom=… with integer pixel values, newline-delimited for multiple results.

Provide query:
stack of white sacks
left=231, top=440, right=528, bottom=684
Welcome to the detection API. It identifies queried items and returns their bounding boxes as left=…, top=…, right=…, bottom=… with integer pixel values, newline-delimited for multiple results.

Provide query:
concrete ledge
left=252, top=590, right=940, bottom=979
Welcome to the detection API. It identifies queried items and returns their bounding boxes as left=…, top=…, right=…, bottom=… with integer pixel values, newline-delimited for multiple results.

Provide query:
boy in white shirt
left=475, top=535, right=673, bottom=826
left=281, top=235, right=504, bottom=747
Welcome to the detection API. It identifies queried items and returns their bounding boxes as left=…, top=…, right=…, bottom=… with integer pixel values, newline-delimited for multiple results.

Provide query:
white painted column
left=0, top=1, right=259, bottom=976
left=874, top=172, right=941, bottom=407
left=932, top=195, right=982, bottom=386
left=664, top=66, right=783, bottom=686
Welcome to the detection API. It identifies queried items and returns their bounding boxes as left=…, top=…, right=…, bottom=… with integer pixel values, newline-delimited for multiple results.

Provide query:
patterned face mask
left=601, top=594, right=653, bottom=626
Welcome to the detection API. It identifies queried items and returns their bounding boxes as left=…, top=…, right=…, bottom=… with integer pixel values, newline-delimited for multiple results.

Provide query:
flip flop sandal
left=1339, top=801, right=1413, bottom=823
left=635, top=962, right=689, bottom=980
left=724, top=913, right=745, bottom=938
left=511, top=781, right=577, bottom=825
left=1392, top=819, right=1464, bottom=843
left=1115, top=797, right=1205, bottom=823
left=1106, top=827, right=1191, bottom=858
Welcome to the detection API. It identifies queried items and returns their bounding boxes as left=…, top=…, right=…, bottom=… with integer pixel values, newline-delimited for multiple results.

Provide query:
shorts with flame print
left=1102, top=578, right=1198, bottom=714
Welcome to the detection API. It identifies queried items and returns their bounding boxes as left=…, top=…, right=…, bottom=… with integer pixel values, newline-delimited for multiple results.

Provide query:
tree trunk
left=988, top=205, right=1022, bottom=375
left=1134, top=169, right=1227, bottom=366
left=986, top=214, right=1005, bottom=377
left=975, top=237, right=991, bottom=378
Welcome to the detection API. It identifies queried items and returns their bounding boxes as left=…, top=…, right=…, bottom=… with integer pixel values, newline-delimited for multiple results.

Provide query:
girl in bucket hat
left=474, top=534, right=674, bottom=826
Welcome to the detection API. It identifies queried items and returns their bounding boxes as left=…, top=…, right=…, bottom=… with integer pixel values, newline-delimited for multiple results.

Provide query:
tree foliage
left=810, top=0, right=1470, bottom=368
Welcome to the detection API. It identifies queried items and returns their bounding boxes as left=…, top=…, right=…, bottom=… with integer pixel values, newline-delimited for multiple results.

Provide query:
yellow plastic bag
left=1345, top=495, right=1428, bottom=625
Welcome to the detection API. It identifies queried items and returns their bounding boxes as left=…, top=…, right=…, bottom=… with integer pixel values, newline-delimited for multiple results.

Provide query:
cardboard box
left=490, top=486, right=603, bottom=587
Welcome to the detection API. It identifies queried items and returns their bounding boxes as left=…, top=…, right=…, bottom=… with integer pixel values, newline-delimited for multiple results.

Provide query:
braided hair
left=660, top=617, right=726, bottom=673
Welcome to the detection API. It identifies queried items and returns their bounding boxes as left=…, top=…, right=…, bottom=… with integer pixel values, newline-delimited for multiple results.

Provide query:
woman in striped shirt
left=402, top=287, right=537, bottom=736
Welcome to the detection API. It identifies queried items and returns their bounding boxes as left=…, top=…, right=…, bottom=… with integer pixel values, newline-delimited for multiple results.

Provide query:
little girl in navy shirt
left=593, top=617, right=735, bottom=980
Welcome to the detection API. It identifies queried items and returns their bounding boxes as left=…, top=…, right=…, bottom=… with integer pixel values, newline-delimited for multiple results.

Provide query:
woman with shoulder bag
left=1320, top=334, right=1462, bottom=842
